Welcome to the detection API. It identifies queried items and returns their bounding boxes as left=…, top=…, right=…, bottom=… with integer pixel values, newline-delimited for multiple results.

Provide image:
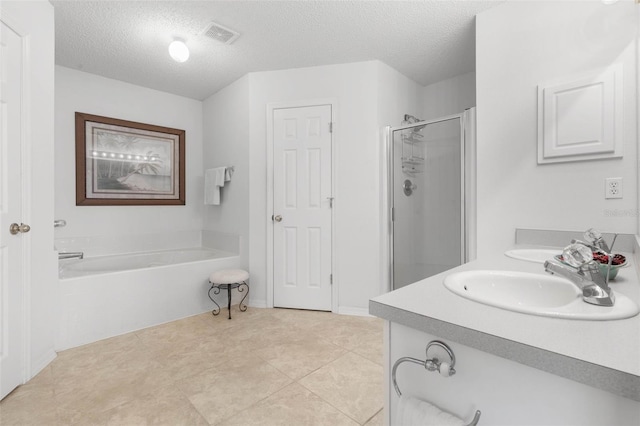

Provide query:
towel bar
left=392, top=340, right=481, bottom=426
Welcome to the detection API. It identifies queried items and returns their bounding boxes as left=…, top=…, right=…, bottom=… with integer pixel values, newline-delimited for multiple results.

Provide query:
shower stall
left=387, top=109, right=476, bottom=290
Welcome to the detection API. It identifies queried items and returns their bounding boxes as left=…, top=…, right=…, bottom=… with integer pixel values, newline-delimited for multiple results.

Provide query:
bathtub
left=57, top=247, right=242, bottom=350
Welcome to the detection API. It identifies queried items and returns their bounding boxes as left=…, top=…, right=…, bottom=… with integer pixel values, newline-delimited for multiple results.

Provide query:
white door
left=273, top=105, right=332, bottom=311
left=0, top=19, right=26, bottom=400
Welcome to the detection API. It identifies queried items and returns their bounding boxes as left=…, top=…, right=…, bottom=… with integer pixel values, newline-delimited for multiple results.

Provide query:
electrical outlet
left=605, top=177, right=623, bottom=199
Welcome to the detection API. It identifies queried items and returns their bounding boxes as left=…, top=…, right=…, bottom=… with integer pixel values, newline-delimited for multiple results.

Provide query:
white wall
left=2, top=0, right=58, bottom=379
left=637, top=6, right=640, bottom=236
left=202, top=75, right=250, bottom=268
left=421, top=71, right=476, bottom=121
left=248, top=61, right=377, bottom=312
left=240, top=61, right=421, bottom=312
left=476, top=0, right=638, bottom=257
left=376, top=62, right=423, bottom=296
left=54, top=66, right=204, bottom=241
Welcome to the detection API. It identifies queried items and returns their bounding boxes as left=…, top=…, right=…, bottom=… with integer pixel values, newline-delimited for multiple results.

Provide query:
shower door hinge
left=329, top=122, right=333, bottom=133
left=330, top=274, right=333, bottom=285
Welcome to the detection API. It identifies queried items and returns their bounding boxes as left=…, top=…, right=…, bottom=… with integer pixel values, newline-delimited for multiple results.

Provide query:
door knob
left=327, top=197, right=334, bottom=208
left=273, top=215, right=283, bottom=222
left=10, top=223, right=31, bottom=235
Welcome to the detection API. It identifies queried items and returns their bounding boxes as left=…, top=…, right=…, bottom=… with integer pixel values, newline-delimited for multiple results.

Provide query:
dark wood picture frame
left=75, top=112, right=186, bottom=206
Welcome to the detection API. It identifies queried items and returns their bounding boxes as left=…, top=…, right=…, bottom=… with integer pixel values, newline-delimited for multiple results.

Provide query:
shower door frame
left=386, top=113, right=467, bottom=292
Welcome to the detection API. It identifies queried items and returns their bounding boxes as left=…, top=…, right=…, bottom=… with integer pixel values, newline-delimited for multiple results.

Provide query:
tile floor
left=0, top=306, right=385, bottom=426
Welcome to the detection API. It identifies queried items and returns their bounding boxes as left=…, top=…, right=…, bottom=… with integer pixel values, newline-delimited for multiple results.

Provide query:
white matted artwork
left=537, top=63, right=623, bottom=164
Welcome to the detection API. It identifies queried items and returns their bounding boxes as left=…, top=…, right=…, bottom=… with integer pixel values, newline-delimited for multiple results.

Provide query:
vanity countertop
left=369, top=246, right=640, bottom=402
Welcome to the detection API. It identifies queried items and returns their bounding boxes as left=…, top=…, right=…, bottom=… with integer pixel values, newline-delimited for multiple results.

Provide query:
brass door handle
left=9, top=223, right=30, bottom=235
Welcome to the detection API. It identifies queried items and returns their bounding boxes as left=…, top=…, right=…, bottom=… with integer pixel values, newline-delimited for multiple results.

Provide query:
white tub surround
left=58, top=248, right=233, bottom=279
left=55, top=230, right=203, bottom=258
left=370, top=247, right=640, bottom=424
left=57, top=247, right=241, bottom=350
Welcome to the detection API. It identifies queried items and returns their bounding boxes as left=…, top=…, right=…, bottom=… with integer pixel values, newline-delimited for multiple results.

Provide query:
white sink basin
left=444, top=270, right=640, bottom=320
left=504, top=249, right=561, bottom=264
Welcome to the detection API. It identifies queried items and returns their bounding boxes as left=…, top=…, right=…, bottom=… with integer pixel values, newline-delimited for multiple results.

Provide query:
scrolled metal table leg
left=238, top=282, right=249, bottom=312
left=227, top=284, right=232, bottom=319
left=208, top=284, right=222, bottom=316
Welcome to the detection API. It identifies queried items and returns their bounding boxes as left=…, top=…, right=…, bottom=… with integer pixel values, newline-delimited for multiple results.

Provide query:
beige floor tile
left=1, top=308, right=384, bottom=426
left=268, top=308, right=336, bottom=327
left=55, top=357, right=176, bottom=420
left=135, top=315, right=221, bottom=349
left=27, top=365, right=54, bottom=387
left=84, top=331, right=143, bottom=355
left=211, top=316, right=305, bottom=351
left=88, top=386, right=208, bottom=426
left=352, top=332, right=384, bottom=366
left=51, top=344, right=109, bottom=379
left=317, top=323, right=382, bottom=352
left=299, top=352, right=384, bottom=424
left=150, top=333, right=257, bottom=381
left=254, top=336, right=347, bottom=380
left=219, top=383, right=359, bottom=426
left=294, top=313, right=384, bottom=352
left=196, top=304, right=267, bottom=327
left=364, top=409, right=385, bottom=426
left=51, top=332, right=145, bottom=384
left=0, top=383, right=59, bottom=426
left=177, top=357, right=292, bottom=425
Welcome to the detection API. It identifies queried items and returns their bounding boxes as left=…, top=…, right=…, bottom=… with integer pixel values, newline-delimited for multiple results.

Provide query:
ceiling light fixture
left=169, top=40, right=189, bottom=63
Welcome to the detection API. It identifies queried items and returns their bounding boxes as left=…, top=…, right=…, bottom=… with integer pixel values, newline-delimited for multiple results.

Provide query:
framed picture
left=75, top=112, right=185, bottom=205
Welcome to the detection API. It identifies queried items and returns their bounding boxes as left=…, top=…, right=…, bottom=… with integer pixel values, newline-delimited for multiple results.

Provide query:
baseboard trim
left=249, top=300, right=267, bottom=309
left=30, top=348, right=57, bottom=381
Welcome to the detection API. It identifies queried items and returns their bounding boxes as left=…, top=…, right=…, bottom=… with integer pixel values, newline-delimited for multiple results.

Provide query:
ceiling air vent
left=201, top=22, right=240, bottom=45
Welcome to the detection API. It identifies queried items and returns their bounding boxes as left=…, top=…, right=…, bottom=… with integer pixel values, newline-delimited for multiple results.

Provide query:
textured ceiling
left=52, top=1, right=500, bottom=100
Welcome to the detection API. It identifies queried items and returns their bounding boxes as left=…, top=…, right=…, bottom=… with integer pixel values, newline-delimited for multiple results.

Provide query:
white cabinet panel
left=537, top=64, right=623, bottom=163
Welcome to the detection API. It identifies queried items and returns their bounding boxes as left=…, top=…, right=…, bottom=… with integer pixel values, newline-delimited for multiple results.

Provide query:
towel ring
left=392, top=340, right=481, bottom=426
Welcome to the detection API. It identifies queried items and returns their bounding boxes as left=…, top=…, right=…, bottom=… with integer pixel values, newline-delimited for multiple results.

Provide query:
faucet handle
left=584, top=228, right=602, bottom=242
left=584, top=228, right=611, bottom=253
left=562, top=243, right=593, bottom=268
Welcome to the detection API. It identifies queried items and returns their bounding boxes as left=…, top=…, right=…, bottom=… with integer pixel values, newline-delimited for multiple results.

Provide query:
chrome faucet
left=544, top=240, right=615, bottom=307
left=544, top=259, right=615, bottom=306
left=59, top=251, right=84, bottom=260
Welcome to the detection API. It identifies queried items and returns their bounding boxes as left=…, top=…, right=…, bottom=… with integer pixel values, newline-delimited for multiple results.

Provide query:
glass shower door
left=391, top=116, right=464, bottom=290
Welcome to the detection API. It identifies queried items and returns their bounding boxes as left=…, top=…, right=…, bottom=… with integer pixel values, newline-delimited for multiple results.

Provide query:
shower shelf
left=401, top=156, right=424, bottom=165
left=402, top=135, right=424, bottom=144
left=402, top=164, right=423, bottom=175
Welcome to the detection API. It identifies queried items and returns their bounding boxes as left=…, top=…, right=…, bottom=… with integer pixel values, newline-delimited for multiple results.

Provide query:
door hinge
left=391, top=207, right=395, bottom=221
left=329, top=122, right=333, bottom=133
left=330, top=274, right=333, bottom=285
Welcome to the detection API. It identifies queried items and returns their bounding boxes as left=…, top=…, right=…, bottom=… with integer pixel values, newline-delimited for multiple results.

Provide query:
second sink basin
left=504, top=249, right=561, bottom=264
left=443, top=270, right=640, bottom=320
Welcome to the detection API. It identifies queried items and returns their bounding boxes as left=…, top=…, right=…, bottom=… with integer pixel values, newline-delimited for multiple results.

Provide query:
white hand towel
left=395, top=396, right=465, bottom=426
left=204, top=167, right=227, bottom=205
